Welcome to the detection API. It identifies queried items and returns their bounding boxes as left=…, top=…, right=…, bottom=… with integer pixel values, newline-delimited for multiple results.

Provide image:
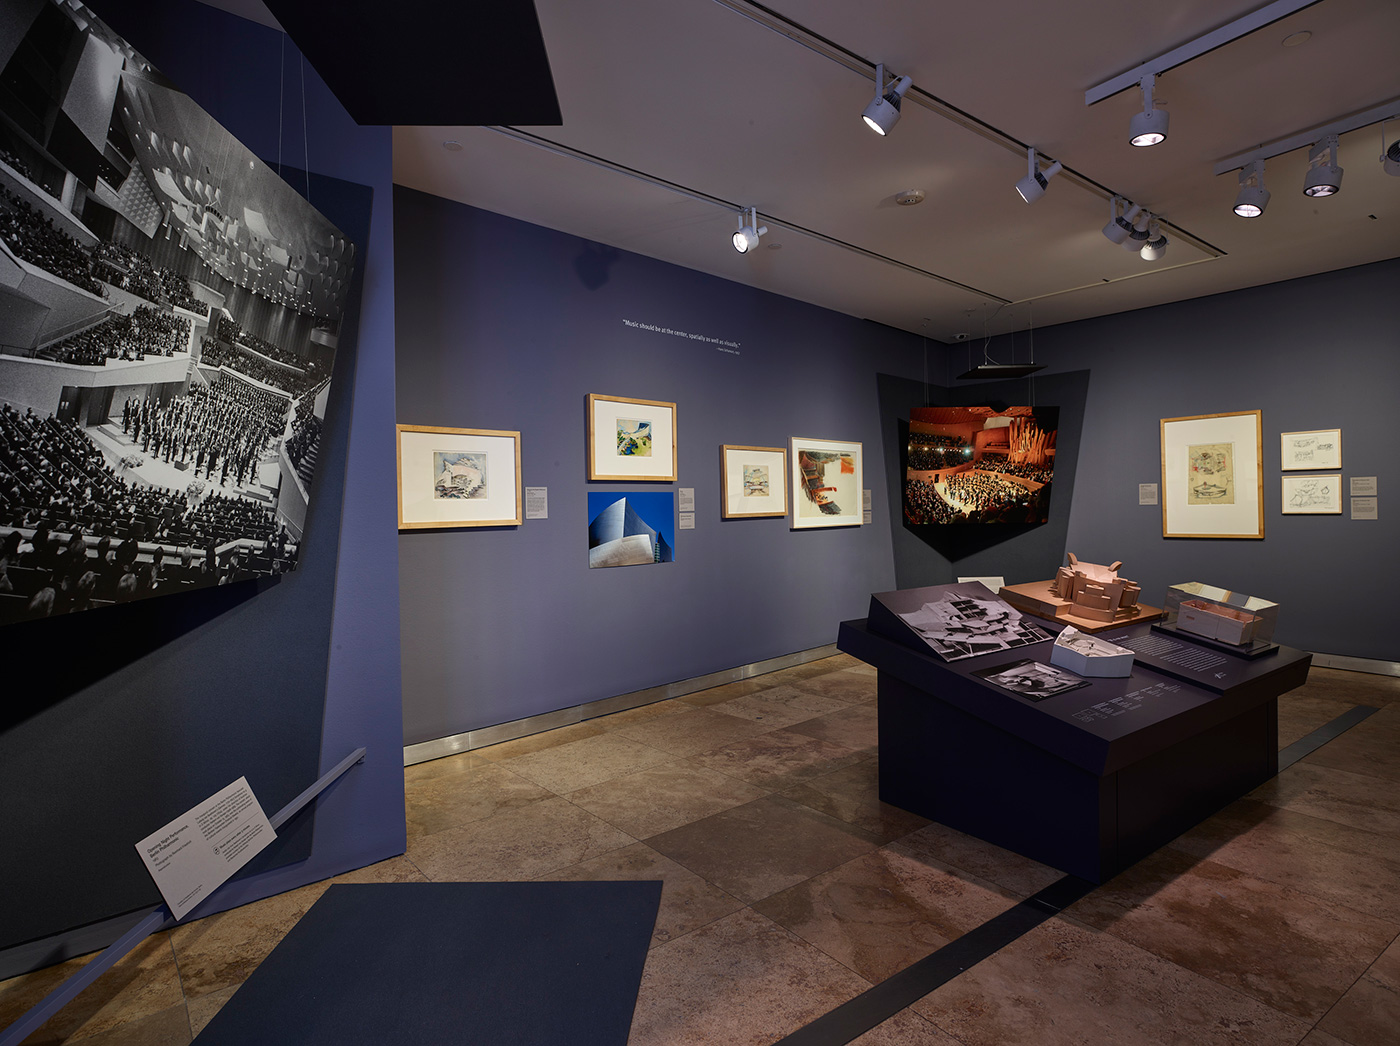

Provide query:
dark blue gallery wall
left=395, top=188, right=924, bottom=744
left=86, top=1, right=403, bottom=905
left=1017, top=257, right=1397, bottom=661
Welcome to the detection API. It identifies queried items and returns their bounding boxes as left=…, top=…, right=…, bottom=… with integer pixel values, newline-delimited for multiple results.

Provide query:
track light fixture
left=1014, top=147, right=1063, bottom=203
left=1233, top=161, right=1270, bottom=217
left=862, top=63, right=913, bottom=136
left=1102, top=197, right=1143, bottom=244
left=1302, top=134, right=1343, bottom=197
left=1140, top=219, right=1168, bottom=261
left=732, top=207, right=768, bottom=254
left=1128, top=73, right=1169, bottom=147
left=1385, top=139, right=1400, bottom=177
left=1121, top=210, right=1150, bottom=250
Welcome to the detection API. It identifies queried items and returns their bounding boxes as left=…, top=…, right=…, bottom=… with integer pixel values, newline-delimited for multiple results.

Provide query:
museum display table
left=837, top=613, right=1311, bottom=882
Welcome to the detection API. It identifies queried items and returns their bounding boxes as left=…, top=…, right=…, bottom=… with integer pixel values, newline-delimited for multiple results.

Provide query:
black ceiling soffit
left=260, top=0, right=562, bottom=126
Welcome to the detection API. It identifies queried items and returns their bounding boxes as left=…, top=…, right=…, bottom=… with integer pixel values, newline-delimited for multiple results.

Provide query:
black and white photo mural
left=0, top=0, right=356, bottom=624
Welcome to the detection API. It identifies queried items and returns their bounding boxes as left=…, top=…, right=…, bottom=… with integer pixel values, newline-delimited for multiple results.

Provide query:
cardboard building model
left=1048, top=554, right=1143, bottom=624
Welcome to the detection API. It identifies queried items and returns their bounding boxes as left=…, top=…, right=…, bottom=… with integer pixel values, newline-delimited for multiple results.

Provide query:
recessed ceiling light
left=442, top=140, right=463, bottom=152
left=1281, top=31, right=1311, bottom=47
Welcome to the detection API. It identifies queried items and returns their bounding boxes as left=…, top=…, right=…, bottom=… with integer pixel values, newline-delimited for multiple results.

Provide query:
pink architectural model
left=1048, top=553, right=1143, bottom=623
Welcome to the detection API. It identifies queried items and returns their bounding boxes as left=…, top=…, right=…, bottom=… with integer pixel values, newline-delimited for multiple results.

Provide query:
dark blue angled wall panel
left=395, top=188, right=923, bottom=744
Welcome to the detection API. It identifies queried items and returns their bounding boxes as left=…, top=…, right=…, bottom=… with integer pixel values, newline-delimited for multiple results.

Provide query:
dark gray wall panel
left=394, top=188, right=922, bottom=744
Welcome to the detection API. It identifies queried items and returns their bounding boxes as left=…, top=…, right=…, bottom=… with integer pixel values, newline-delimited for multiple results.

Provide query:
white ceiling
left=212, top=0, right=1400, bottom=342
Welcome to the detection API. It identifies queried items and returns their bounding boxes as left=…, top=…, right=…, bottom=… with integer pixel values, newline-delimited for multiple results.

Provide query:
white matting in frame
left=721, top=445, right=787, bottom=518
left=791, top=437, right=862, bottom=529
left=1280, top=429, right=1341, bottom=471
left=1160, top=410, right=1263, bottom=539
left=1282, top=474, right=1342, bottom=515
left=588, top=393, right=677, bottom=481
left=397, top=425, right=522, bottom=529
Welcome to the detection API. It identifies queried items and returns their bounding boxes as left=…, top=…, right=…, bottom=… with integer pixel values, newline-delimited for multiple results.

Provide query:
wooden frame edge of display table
left=837, top=617, right=1310, bottom=883
left=999, top=579, right=1163, bottom=634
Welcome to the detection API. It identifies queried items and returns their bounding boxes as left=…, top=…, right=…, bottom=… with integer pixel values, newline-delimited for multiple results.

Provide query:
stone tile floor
left=1, top=661, right=1396, bottom=1045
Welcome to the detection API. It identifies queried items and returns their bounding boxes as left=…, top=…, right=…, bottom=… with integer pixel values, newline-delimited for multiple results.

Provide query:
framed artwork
left=1281, top=474, right=1342, bottom=515
left=396, top=425, right=522, bottom=529
left=588, top=394, right=677, bottom=481
left=791, top=437, right=862, bottom=529
left=1280, top=429, right=1341, bottom=471
left=1160, top=410, right=1263, bottom=539
left=721, top=445, right=788, bottom=518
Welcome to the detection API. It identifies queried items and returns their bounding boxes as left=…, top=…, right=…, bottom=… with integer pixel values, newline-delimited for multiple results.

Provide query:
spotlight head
left=1385, top=137, right=1400, bottom=177
left=1140, top=222, right=1168, bottom=260
left=1233, top=161, right=1269, bottom=217
left=1015, top=148, right=1062, bottom=204
left=1128, top=73, right=1168, bottom=147
left=1122, top=211, right=1150, bottom=249
left=732, top=208, right=767, bottom=254
left=1102, top=199, right=1141, bottom=244
left=1303, top=135, right=1342, bottom=197
left=862, top=68, right=912, bottom=136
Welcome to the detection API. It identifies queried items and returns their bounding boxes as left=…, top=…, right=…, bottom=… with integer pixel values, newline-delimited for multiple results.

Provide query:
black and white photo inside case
left=897, top=585, right=1052, bottom=662
left=973, top=658, right=1090, bottom=700
left=0, top=0, right=357, bottom=625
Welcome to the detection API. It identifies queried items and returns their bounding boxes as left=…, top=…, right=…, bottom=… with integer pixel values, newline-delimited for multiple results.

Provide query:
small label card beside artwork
left=1351, top=496, right=1378, bottom=520
left=1139, top=483, right=1158, bottom=506
left=678, top=512, right=696, bottom=530
left=1350, top=476, right=1377, bottom=497
left=678, top=487, right=695, bottom=512
left=135, top=777, right=275, bottom=920
left=525, top=487, right=548, bottom=519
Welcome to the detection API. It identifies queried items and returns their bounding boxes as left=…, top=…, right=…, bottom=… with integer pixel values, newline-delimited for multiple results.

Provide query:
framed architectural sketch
left=1280, top=429, right=1341, bottom=471
left=721, top=445, right=788, bottom=518
left=791, top=437, right=862, bottom=529
left=396, top=425, right=522, bottom=529
left=1160, top=410, right=1263, bottom=539
left=1281, top=474, right=1342, bottom=515
left=588, top=394, right=677, bottom=481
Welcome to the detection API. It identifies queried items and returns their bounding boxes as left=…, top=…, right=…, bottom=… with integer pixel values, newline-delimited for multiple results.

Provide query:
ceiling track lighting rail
left=709, top=0, right=1225, bottom=259
left=1084, top=0, right=1323, bottom=105
left=482, top=124, right=1010, bottom=305
left=1213, top=99, right=1400, bottom=175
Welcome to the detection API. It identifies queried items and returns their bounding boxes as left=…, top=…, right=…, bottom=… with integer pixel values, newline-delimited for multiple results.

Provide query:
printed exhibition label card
left=134, top=777, right=276, bottom=920
left=525, top=486, right=549, bottom=519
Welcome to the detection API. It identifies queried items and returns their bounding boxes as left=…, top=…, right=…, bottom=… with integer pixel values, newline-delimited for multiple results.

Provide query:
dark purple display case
left=839, top=586, right=1312, bottom=882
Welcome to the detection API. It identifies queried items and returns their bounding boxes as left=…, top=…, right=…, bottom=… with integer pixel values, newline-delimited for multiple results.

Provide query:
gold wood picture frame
left=396, top=425, right=522, bottom=529
left=791, top=436, right=863, bottom=529
left=721, top=445, right=788, bottom=518
left=1160, top=410, right=1263, bottom=539
left=587, top=394, right=677, bottom=482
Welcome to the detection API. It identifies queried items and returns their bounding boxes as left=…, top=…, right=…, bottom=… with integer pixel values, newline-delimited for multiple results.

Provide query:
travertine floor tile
left=1067, top=846, right=1397, bottom=1021
left=790, top=667, right=880, bottom=704
left=848, top=1009, right=964, bottom=1045
left=612, top=706, right=774, bottom=757
left=890, top=820, right=1065, bottom=899
left=782, top=758, right=928, bottom=842
left=786, top=702, right=880, bottom=752
left=1303, top=708, right=1400, bottom=783
left=753, top=848, right=1017, bottom=982
left=408, top=795, right=633, bottom=882
left=688, top=728, right=867, bottom=790
left=184, top=984, right=237, bottom=1038
left=1250, top=760, right=1400, bottom=838
left=626, top=908, right=871, bottom=1046
left=66, top=1003, right=191, bottom=1045
left=1295, top=666, right=1400, bottom=706
left=912, top=916, right=1312, bottom=1045
left=647, top=795, right=881, bottom=904
left=472, top=719, right=602, bottom=761
left=678, top=677, right=777, bottom=706
left=589, top=698, right=688, bottom=730
left=1277, top=692, right=1365, bottom=749
left=401, top=748, right=492, bottom=785
left=491, top=731, right=670, bottom=794
left=1169, top=800, right=1400, bottom=921
left=565, top=759, right=768, bottom=838
left=708, top=684, right=853, bottom=728
left=405, top=760, right=552, bottom=842
left=535, top=841, right=745, bottom=946
left=1317, top=933, right=1400, bottom=1046
left=0, top=934, right=182, bottom=1044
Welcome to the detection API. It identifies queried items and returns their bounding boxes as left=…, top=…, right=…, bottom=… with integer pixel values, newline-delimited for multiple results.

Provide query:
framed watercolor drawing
left=791, top=437, right=862, bottom=529
left=721, top=445, right=788, bottom=518
left=588, top=394, right=677, bottom=481
left=1280, top=429, right=1341, bottom=471
left=396, top=425, right=522, bottom=529
left=1160, top=410, right=1263, bottom=539
left=1281, top=474, right=1342, bottom=515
